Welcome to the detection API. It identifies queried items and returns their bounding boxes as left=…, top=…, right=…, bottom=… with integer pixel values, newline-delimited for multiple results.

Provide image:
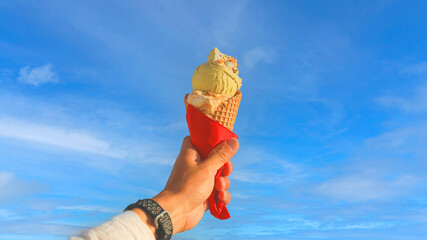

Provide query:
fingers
left=203, top=138, right=239, bottom=171
left=221, top=161, right=233, bottom=176
left=215, top=176, right=230, bottom=191
left=218, top=191, right=231, bottom=205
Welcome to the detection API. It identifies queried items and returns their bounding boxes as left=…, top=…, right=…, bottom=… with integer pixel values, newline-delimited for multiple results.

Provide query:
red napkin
left=186, top=104, right=238, bottom=220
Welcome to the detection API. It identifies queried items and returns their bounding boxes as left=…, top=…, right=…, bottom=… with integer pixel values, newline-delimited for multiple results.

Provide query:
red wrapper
left=186, top=104, right=238, bottom=220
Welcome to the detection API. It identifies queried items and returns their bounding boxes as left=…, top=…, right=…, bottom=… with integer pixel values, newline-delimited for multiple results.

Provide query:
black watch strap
left=125, top=199, right=173, bottom=240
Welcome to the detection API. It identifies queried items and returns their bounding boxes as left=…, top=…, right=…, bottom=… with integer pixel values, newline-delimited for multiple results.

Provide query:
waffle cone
left=185, top=91, right=242, bottom=131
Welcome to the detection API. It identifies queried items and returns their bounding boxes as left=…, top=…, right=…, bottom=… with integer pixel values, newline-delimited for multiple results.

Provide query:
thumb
left=203, top=138, right=239, bottom=171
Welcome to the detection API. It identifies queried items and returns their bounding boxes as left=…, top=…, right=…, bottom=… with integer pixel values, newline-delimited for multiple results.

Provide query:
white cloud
left=230, top=160, right=304, bottom=185
left=230, top=146, right=306, bottom=185
left=17, top=64, right=58, bottom=86
left=127, top=152, right=175, bottom=166
left=339, top=222, right=395, bottom=230
left=231, top=164, right=304, bottom=184
left=364, top=125, right=427, bottom=154
left=312, top=125, right=427, bottom=203
left=278, top=216, right=394, bottom=231
left=0, top=118, right=125, bottom=158
left=0, top=222, right=82, bottom=235
left=376, top=83, right=427, bottom=113
left=0, top=208, right=24, bottom=221
left=314, top=174, right=419, bottom=201
left=242, top=47, right=274, bottom=69
left=229, top=215, right=395, bottom=237
left=57, top=205, right=119, bottom=213
left=230, top=169, right=283, bottom=184
left=0, top=171, right=41, bottom=201
left=401, top=61, right=427, bottom=75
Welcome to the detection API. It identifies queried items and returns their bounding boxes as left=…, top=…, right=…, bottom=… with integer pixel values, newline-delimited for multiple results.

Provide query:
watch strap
left=125, top=199, right=173, bottom=240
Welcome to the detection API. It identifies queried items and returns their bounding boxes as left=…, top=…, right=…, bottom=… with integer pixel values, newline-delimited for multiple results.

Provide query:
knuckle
left=182, top=136, right=192, bottom=146
left=214, top=145, right=231, bottom=163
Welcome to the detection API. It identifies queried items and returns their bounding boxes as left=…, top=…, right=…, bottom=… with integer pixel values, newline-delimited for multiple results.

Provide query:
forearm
left=71, top=211, right=155, bottom=240
left=72, top=136, right=236, bottom=239
left=130, top=208, right=157, bottom=238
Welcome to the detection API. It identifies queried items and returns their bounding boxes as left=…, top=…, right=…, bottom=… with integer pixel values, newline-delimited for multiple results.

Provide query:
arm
left=133, top=136, right=238, bottom=235
left=73, top=136, right=238, bottom=239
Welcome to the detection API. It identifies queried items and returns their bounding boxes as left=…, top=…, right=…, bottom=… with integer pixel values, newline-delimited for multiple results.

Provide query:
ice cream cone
left=185, top=91, right=241, bottom=131
left=185, top=48, right=242, bottom=220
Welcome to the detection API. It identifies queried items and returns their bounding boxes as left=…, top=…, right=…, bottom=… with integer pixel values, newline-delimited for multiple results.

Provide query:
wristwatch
left=125, top=199, right=173, bottom=240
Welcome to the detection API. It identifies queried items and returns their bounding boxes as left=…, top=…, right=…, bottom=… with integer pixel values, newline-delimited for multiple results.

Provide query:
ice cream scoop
left=186, top=90, right=229, bottom=116
left=192, top=48, right=242, bottom=97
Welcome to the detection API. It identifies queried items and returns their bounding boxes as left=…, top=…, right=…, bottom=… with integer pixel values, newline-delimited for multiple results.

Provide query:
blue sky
left=1, top=0, right=427, bottom=239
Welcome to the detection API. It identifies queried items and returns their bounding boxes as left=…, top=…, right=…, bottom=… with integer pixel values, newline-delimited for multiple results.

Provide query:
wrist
left=153, top=190, right=187, bottom=234
left=131, top=208, right=157, bottom=238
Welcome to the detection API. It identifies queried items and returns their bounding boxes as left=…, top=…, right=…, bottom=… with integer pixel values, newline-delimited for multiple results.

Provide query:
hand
left=133, top=136, right=239, bottom=236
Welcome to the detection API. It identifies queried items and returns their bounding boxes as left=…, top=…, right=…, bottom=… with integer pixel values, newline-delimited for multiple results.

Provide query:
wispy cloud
left=0, top=222, right=82, bottom=235
left=127, top=152, right=175, bottom=166
left=231, top=163, right=304, bottom=185
left=17, top=64, right=58, bottom=86
left=231, top=169, right=284, bottom=184
left=364, top=125, right=427, bottom=154
left=0, top=91, right=183, bottom=167
left=0, top=118, right=124, bottom=158
left=277, top=216, right=394, bottom=231
left=314, top=174, right=419, bottom=201
left=0, top=209, right=19, bottom=219
left=231, top=148, right=305, bottom=185
left=242, top=47, right=274, bottom=69
left=0, top=171, right=42, bottom=201
left=57, top=205, right=119, bottom=213
left=376, top=83, right=427, bottom=113
left=223, top=215, right=396, bottom=238
left=401, top=61, right=427, bottom=75
left=230, top=159, right=305, bottom=186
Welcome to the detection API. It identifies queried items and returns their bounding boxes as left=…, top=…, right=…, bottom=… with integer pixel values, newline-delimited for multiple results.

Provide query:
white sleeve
left=70, top=210, right=156, bottom=240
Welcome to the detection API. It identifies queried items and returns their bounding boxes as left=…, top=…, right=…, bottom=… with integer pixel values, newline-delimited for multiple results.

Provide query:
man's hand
left=141, top=136, right=238, bottom=235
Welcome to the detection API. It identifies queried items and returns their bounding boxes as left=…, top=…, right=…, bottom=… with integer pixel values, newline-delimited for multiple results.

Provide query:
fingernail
left=225, top=138, right=239, bottom=152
